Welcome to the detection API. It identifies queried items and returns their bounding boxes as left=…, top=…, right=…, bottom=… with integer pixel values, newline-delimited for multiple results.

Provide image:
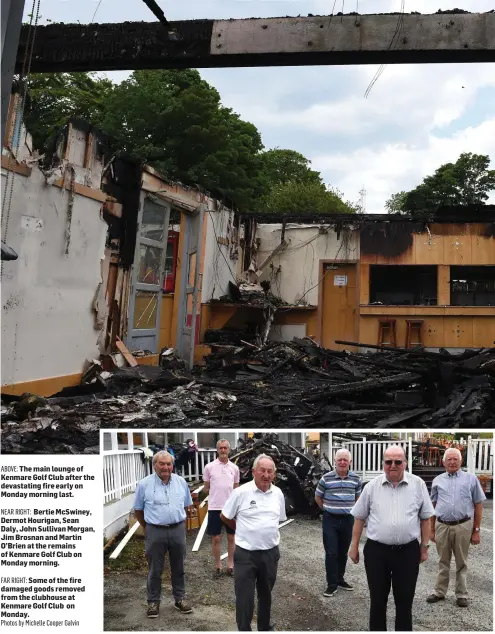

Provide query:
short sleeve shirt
left=431, top=470, right=486, bottom=521
left=133, top=473, right=192, bottom=525
left=351, top=472, right=434, bottom=545
left=203, top=458, right=240, bottom=510
left=222, top=480, right=287, bottom=550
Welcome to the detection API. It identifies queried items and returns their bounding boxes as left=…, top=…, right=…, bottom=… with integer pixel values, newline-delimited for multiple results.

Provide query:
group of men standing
left=316, top=445, right=485, bottom=631
left=133, top=440, right=486, bottom=631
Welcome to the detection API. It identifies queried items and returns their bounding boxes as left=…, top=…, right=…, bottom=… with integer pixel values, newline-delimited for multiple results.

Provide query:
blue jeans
left=322, top=512, right=354, bottom=588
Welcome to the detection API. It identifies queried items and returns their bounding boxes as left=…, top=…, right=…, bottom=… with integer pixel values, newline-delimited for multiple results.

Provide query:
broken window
left=369, top=265, right=437, bottom=306
left=450, top=266, right=495, bottom=306
left=162, top=230, right=179, bottom=293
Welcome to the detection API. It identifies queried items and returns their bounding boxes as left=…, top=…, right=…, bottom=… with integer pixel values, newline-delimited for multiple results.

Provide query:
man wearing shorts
left=203, top=439, right=240, bottom=577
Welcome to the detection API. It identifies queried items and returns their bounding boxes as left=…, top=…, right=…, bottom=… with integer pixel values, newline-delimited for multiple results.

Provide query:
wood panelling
left=1, top=154, right=32, bottom=176
left=361, top=226, right=493, bottom=266
left=359, top=263, right=370, bottom=304
left=443, top=233, right=472, bottom=265
left=321, top=264, right=358, bottom=350
left=437, top=265, right=450, bottom=306
left=1, top=373, right=83, bottom=397
left=359, top=315, right=495, bottom=349
left=359, top=305, right=495, bottom=316
left=158, top=294, right=175, bottom=350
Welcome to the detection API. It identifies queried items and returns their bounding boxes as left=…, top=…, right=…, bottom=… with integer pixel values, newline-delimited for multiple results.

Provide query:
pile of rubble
left=1, top=339, right=494, bottom=453
left=230, top=433, right=330, bottom=515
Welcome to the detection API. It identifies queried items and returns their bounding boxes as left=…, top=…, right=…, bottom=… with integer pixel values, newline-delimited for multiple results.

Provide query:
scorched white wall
left=1, top=131, right=107, bottom=388
left=256, top=223, right=358, bottom=306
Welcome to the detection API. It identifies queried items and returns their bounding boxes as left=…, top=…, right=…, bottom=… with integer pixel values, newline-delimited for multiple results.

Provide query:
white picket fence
left=328, top=436, right=493, bottom=482
left=103, top=438, right=493, bottom=505
left=103, top=448, right=217, bottom=504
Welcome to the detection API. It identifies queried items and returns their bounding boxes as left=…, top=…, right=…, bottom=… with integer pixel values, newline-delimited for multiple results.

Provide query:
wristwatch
left=473, top=528, right=481, bottom=532
left=420, top=543, right=429, bottom=548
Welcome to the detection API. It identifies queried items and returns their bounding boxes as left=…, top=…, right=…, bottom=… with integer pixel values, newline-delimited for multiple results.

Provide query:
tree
left=385, top=191, right=408, bottom=214
left=387, top=153, right=495, bottom=215
left=24, top=69, right=265, bottom=210
left=97, top=69, right=266, bottom=210
left=23, top=69, right=358, bottom=213
left=259, top=180, right=356, bottom=215
left=23, top=72, right=114, bottom=151
left=260, top=148, right=323, bottom=187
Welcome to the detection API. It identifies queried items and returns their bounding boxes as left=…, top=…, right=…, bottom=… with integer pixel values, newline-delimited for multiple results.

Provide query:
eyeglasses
left=384, top=460, right=403, bottom=466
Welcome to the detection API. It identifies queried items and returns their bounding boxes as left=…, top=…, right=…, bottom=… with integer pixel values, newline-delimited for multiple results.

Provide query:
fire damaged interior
left=450, top=266, right=495, bottom=307
left=369, top=265, right=438, bottom=306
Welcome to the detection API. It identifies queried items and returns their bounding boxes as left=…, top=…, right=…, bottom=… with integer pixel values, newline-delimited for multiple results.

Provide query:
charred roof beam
left=16, top=12, right=495, bottom=73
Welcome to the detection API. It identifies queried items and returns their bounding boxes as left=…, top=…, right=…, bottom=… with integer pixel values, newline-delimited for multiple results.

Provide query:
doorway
left=321, top=263, right=358, bottom=351
left=126, top=194, right=171, bottom=353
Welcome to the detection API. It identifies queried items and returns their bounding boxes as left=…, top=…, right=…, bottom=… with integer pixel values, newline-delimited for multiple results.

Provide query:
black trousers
left=234, top=545, right=280, bottom=632
left=322, top=512, right=354, bottom=588
left=363, top=538, right=420, bottom=632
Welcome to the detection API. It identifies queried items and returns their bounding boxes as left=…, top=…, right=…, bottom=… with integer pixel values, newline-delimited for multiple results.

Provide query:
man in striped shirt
left=315, top=448, right=362, bottom=598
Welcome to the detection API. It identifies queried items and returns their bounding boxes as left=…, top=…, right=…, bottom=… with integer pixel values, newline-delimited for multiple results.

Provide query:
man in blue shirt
left=134, top=450, right=193, bottom=618
left=315, top=448, right=362, bottom=597
left=427, top=447, right=486, bottom=608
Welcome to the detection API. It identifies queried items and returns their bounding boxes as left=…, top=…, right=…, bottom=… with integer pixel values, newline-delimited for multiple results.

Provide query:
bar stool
left=405, top=319, right=424, bottom=348
left=377, top=319, right=397, bottom=347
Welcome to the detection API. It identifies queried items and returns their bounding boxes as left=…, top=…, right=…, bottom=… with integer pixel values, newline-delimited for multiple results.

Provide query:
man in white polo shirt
left=203, top=438, right=240, bottom=578
left=221, top=454, right=286, bottom=632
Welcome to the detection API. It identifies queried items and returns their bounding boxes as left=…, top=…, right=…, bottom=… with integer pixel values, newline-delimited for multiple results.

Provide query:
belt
left=368, top=538, right=418, bottom=550
left=437, top=517, right=470, bottom=526
left=148, top=521, right=184, bottom=529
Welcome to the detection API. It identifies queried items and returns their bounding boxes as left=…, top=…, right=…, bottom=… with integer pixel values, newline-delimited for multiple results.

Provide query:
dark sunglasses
left=384, top=459, right=403, bottom=466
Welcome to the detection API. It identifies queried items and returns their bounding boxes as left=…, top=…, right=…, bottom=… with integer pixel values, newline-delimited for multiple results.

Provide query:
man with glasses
left=134, top=450, right=193, bottom=618
left=221, top=454, right=286, bottom=632
left=315, top=448, right=362, bottom=597
left=203, top=438, right=240, bottom=578
left=426, top=447, right=485, bottom=608
left=348, top=445, right=434, bottom=631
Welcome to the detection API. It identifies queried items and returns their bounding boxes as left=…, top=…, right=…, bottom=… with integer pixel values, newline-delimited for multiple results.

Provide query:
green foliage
left=23, top=72, right=114, bottom=151
left=385, top=191, right=408, bottom=214
left=260, top=148, right=323, bottom=187
left=387, top=153, right=495, bottom=215
left=97, top=70, right=266, bottom=209
left=259, top=180, right=356, bottom=215
left=23, top=69, right=357, bottom=214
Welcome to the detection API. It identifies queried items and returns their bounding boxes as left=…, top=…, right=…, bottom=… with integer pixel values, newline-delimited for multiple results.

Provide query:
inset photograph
left=103, top=429, right=493, bottom=631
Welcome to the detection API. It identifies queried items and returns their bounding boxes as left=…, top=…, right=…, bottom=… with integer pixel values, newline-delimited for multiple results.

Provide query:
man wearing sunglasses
left=427, top=447, right=486, bottom=608
left=349, top=445, right=434, bottom=631
left=134, top=450, right=193, bottom=618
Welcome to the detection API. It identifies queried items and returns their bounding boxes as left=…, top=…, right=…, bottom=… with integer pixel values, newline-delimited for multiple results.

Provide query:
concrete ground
left=104, top=500, right=493, bottom=631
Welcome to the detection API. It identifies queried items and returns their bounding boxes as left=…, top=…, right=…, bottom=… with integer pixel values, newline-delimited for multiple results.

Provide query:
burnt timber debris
left=2, top=338, right=494, bottom=453
left=230, top=433, right=330, bottom=515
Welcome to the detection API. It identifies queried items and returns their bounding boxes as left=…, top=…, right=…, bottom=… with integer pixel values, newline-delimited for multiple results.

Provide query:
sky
left=24, top=0, right=495, bottom=213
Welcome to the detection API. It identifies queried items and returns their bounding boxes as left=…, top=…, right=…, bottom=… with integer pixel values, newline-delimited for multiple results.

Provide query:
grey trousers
left=145, top=522, right=186, bottom=603
left=234, top=545, right=280, bottom=632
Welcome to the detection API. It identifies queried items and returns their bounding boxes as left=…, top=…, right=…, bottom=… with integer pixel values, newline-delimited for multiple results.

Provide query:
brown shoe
left=147, top=602, right=159, bottom=618
left=426, top=594, right=445, bottom=603
left=175, top=599, right=193, bottom=614
left=227, top=567, right=234, bottom=577
left=457, top=598, right=468, bottom=608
